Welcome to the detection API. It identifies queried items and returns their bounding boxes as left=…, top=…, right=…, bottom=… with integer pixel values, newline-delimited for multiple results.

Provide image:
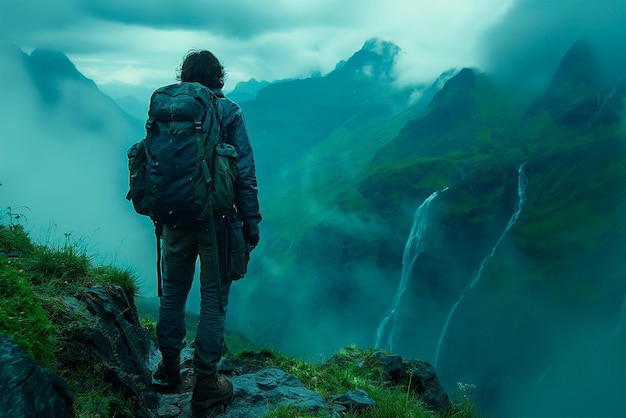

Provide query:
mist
left=0, top=46, right=157, bottom=291
left=478, top=0, right=626, bottom=97
left=227, top=201, right=402, bottom=358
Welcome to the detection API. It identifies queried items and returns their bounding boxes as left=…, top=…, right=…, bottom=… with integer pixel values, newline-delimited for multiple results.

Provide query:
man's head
left=178, top=50, right=225, bottom=90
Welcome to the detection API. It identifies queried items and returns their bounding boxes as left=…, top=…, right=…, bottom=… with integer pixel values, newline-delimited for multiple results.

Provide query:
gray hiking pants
left=156, top=220, right=232, bottom=378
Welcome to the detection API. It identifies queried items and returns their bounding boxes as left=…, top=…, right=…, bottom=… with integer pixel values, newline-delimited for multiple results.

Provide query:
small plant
left=1, top=205, right=30, bottom=226
left=0, top=207, right=34, bottom=255
left=443, top=381, right=480, bottom=418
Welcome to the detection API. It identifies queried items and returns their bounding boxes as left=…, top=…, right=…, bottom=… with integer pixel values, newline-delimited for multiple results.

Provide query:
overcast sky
left=1, top=0, right=518, bottom=102
left=2, top=0, right=624, bottom=103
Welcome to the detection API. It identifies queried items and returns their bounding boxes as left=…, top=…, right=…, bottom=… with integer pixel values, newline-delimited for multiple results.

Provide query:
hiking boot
left=191, top=374, right=233, bottom=412
left=152, top=355, right=182, bottom=390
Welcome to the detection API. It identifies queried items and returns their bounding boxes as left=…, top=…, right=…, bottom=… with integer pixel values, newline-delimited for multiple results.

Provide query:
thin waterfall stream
left=375, top=188, right=447, bottom=351
left=435, top=163, right=528, bottom=368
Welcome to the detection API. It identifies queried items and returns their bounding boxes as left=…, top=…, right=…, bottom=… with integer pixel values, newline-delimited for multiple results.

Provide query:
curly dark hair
left=177, top=50, right=225, bottom=90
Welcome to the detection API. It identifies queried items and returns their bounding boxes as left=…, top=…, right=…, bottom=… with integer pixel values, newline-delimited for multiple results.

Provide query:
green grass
left=0, top=256, right=57, bottom=364
left=237, top=345, right=480, bottom=418
left=0, top=217, right=143, bottom=416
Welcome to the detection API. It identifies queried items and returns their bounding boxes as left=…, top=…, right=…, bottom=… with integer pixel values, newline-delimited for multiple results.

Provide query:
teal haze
left=1, top=2, right=625, bottom=416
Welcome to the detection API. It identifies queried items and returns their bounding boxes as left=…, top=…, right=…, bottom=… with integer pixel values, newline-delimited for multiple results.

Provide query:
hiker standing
left=141, top=50, right=261, bottom=414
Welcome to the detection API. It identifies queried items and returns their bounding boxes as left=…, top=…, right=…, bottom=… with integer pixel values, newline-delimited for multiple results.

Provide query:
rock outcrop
left=371, top=351, right=451, bottom=412
left=60, top=284, right=159, bottom=417
left=0, top=334, right=73, bottom=417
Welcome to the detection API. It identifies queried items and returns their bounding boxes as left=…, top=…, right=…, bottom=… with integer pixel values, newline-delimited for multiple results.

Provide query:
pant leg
left=156, top=225, right=197, bottom=358
left=193, top=220, right=233, bottom=377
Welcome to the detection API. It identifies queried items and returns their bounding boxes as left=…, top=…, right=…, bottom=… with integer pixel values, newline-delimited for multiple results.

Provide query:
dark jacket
left=217, top=91, right=261, bottom=245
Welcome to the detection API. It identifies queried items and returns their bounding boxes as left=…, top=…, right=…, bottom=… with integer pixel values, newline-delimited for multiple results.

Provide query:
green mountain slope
left=233, top=38, right=625, bottom=417
left=391, top=42, right=623, bottom=414
left=241, top=40, right=450, bottom=245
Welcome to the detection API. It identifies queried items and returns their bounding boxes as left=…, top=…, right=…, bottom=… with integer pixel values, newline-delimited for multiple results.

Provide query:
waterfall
left=375, top=188, right=447, bottom=351
left=435, top=163, right=528, bottom=368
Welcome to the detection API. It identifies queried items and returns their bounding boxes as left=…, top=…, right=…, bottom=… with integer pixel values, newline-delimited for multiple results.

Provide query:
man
left=153, top=50, right=261, bottom=414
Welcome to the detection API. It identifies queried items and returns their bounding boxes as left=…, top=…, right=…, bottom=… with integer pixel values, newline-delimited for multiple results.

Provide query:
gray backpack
left=126, top=82, right=237, bottom=225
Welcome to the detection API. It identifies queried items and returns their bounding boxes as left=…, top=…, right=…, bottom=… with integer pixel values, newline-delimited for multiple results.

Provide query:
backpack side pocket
left=229, top=219, right=249, bottom=280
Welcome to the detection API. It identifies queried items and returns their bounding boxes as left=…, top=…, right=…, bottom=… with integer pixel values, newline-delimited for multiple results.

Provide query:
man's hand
left=246, top=234, right=259, bottom=252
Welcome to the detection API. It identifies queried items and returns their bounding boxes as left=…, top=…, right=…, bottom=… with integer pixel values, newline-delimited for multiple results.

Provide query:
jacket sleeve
left=222, top=98, right=262, bottom=243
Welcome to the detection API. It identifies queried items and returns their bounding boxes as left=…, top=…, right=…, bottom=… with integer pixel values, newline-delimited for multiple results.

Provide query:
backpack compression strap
left=195, top=119, right=212, bottom=184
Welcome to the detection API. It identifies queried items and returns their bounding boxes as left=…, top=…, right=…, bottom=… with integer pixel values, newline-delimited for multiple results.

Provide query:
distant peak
left=528, top=39, right=606, bottom=125
left=24, top=48, right=95, bottom=104
left=228, top=78, right=270, bottom=101
left=554, top=39, right=598, bottom=84
left=30, top=49, right=85, bottom=78
left=361, top=38, right=401, bottom=58
left=329, top=38, right=401, bottom=81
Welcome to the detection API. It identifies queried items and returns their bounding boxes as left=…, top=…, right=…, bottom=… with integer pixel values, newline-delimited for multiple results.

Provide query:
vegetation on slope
left=1, top=211, right=481, bottom=417
left=236, top=346, right=479, bottom=418
left=0, top=211, right=141, bottom=416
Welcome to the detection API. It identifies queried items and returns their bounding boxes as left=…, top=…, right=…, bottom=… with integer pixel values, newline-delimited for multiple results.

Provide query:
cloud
left=478, top=0, right=626, bottom=94
left=82, top=0, right=358, bottom=39
left=0, top=0, right=516, bottom=99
